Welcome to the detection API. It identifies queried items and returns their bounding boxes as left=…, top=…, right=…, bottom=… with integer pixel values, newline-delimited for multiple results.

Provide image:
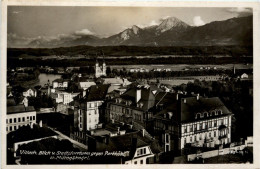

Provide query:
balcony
left=219, top=135, right=227, bottom=140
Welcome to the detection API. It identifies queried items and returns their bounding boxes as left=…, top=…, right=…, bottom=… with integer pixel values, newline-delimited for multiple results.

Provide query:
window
left=196, top=113, right=201, bottom=119
left=194, top=124, right=197, bottom=131
left=6, top=119, right=8, bottom=124
left=205, top=122, right=208, bottom=129
left=33, top=116, right=35, bottom=120
left=143, top=148, right=146, bottom=154
left=184, top=138, right=186, bottom=144
left=184, top=126, right=187, bottom=133
left=30, top=116, right=32, bottom=120
left=190, top=125, right=193, bottom=132
left=209, top=121, right=212, bottom=128
left=199, top=123, right=202, bottom=130
left=13, top=118, right=16, bottom=123
left=22, top=117, right=25, bottom=121
left=214, top=131, right=216, bottom=137
left=204, top=112, right=208, bottom=118
left=9, top=119, right=12, bottom=123
left=6, top=127, right=8, bottom=131
left=9, top=126, right=12, bottom=131
left=199, top=134, right=202, bottom=140
left=14, top=126, right=17, bottom=130
left=166, top=134, right=169, bottom=143
left=209, top=132, right=211, bottom=137
left=190, top=137, right=192, bottom=142
left=214, top=120, right=217, bottom=127
left=18, top=118, right=21, bottom=122
left=134, top=161, right=137, bottom=164
left=194, top=135, right=197, bottom=141
left=140, top=160, right=143, bottom=164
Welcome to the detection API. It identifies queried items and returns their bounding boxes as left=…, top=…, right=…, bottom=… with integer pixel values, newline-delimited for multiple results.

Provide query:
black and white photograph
left=1, top=1, right=259, bottom=167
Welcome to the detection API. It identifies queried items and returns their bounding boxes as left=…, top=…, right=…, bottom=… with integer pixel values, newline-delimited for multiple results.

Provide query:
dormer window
left=217, top=109, right=222, bottom=115
left=196, top=113, right=201, bottom=119
left=204, top=112, right=208, bottom=118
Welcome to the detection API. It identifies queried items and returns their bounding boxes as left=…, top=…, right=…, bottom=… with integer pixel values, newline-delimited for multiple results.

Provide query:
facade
left=95, top=60, right=106, bottom=78
left=52, top=79, right=69, bottom=89
left=6, top=105, right=36, bottom=133
left=153, top=94, right=233, bottom=153
left=55, top=90, right=79, bottom=105
left=73, top=84, right=109, bottom=132
left=108, top=85, right=164, bottom=129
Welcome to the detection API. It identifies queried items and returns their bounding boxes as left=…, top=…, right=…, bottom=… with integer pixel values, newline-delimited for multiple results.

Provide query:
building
left=108, top=85, right=164, bottom=130
left=95, top=60, right=106, bottom=78
left=54, top=90, right=79, bottom=105
left=153, top=94, right=233, bottom=153
left=88, top=125, right=163, bottom=164
left=7, top=124, right=58, bottom=157
left=6, top=104, right=37, bottom=133
left=241, top=73, right=249, bottom=79
left=22, top=88, right=37, bottom=97
left=73, top=84, right=109, bottom=132
left=52, top=79, right=69, bottom=89
left=79, top=81, right=96, bottom=90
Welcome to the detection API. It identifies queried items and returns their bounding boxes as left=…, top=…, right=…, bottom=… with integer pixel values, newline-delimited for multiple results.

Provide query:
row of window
left=195, top=109, right=223, bottom=119
left=183, top=129, right=229, bottom=144
left=6, top=124, right=29, bottom=132
left=183, top=118, right=228, bottom=133
left=6, top=116, right=35, bottom=124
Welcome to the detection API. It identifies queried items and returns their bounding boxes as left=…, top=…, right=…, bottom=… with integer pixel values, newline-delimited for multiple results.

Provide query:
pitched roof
left=79, top=84, right=110, bottom=102
left=155, top=96, right=232, bottom=123
left=7, top=105, right=35, bottom=114
left=120, top=86, right=161, bottom=111
left=96, top=130, right=163, bottom=159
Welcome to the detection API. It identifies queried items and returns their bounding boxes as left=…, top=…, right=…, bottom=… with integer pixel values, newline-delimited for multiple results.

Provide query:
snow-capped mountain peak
left=156, top=16, right=190, bottom=33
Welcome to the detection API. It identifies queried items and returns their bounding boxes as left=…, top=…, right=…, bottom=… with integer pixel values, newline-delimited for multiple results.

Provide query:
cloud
left=193, top=16, right=205, bottom=26
left=74, top=29, right=95, bottom=36
left=226, top=7, right=253, bottom=17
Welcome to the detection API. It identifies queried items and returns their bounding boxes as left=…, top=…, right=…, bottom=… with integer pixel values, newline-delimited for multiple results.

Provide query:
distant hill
left=9, top=15, right=253, bottom=48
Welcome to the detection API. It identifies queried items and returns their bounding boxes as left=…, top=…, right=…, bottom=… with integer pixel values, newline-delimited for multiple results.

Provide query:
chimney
left=39, top=120, right=43, bottom=127
left=142, top=129, right=145, bottom=137
left=197, top=94, right=200, bottom=100
left=83, top=90, right=86, bottom=97
left=176, top=94, right=179, bottom=100
left=136, top=89, right=141, bottom=103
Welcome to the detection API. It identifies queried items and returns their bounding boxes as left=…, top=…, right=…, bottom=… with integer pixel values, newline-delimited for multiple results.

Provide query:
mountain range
left=25, top=16, right=252, bottom=48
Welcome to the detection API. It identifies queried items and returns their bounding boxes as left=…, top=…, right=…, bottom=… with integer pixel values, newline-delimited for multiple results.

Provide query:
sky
left=7, top=6, right=252, bottom=47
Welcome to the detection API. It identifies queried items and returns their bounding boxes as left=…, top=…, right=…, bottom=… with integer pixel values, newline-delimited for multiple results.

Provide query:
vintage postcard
left=1, top=0, right=259, bottom=169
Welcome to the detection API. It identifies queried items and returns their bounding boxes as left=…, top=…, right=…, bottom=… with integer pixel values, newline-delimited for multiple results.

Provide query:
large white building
left=55, top=90, right=79, bottom=105
left=6, top=105, right=36, bottom=133
left=154, top=94, right=233, bottom=153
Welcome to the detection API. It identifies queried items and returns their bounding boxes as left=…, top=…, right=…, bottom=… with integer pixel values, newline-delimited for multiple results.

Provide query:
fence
left=187, top=144, right=246, bottom=161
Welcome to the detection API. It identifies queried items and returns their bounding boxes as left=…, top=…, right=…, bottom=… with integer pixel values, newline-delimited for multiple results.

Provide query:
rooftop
left=7, top=105, right=35, bottom=114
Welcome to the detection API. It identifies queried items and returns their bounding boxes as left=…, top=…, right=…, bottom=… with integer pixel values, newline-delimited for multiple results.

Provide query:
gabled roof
left=7, top=105, right=35, bottom=114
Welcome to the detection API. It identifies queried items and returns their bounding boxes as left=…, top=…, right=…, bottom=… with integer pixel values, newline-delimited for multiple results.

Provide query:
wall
left=187, top=144, right=246, bottom=161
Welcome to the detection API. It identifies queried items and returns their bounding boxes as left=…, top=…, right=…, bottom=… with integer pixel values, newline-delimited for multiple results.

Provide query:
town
left=6, top=59, right=253, bottom=164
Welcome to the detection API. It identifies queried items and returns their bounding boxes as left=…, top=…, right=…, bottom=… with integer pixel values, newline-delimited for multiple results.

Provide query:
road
left=49, top=127, right=88, bottom=151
